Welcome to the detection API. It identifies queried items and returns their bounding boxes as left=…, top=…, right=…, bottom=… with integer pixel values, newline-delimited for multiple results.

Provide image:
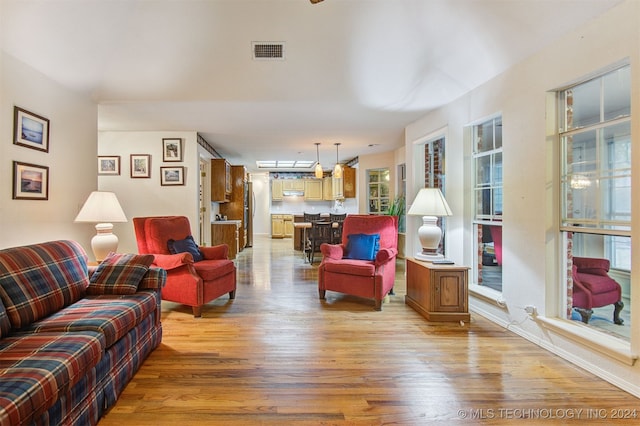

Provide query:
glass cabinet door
left=367, top=168, right=390, bottom=214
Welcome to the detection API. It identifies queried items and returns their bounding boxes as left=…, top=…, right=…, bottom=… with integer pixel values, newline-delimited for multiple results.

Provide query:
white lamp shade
left=407, top=188, right=451, bottom=261
left=407, top=188, right=452, bottom=217
left=333, top=163, right=343, bottom=178
left=75, top=191, right=127, bottom=223
left=75, top=191, right=127, bottom=261
left=315, top=163, right=323, bottom=178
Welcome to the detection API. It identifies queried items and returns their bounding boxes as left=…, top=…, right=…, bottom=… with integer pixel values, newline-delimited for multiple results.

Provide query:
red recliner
left=318, top=215, right=398, bottom=310
left=572, top=256, right=623, bottom=325
left=133, top=216, right=236, bottom=317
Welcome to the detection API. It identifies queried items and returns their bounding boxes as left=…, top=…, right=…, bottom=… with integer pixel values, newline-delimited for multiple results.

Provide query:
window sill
left=536, top=316, right=637, bottom=366
left=469, top=284, right=507, bottom=308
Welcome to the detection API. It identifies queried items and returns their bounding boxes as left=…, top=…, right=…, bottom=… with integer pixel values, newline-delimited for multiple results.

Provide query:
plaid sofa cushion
left=0, top=331, right=104, bottom=426
left=0, top=298, right=10, bottom=339
left=24, top=292, right=159, bottom=348
left=87, top=253, right=154, bottom=295
left=0, top=240, right=88, bottom=329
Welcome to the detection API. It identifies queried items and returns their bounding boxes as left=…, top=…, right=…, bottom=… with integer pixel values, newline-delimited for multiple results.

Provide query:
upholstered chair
left=572, top=256, right=624, bottom=325
left=318, top=215, right=398, bottom=310
left=133, top=216, right=236, bottom=317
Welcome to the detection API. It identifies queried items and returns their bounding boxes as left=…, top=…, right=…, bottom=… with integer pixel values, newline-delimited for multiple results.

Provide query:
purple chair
left=572, top=256, right=624, bottom=325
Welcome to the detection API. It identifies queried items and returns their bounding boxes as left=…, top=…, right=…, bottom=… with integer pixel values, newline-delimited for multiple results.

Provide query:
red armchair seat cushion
left=193, top=259, right=235, bottom=281
left=576, top=272, right=620, bottom=295
left=322, top=259, right=375, bottom=277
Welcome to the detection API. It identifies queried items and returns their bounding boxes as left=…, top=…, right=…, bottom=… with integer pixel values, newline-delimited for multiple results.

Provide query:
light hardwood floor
left=100, top=236, right=639, bottom=425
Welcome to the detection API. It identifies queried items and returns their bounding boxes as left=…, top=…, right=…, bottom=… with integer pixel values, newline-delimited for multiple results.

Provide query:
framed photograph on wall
left=160, top=166, right=185, bottom=186
left=13, top=161, right=49, bottom=200
left=98, top=156, right=121, bottom=175
left=130, top=154, right=151, bottom=178
left=13, top=106, right=50, bottom=152
left=162, top=138, right=182, bottom=162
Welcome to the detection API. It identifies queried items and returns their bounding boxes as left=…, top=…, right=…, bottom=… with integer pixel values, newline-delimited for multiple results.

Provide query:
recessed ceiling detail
left=256, top=160, right=315, bottom=170
left=252, top=42, right=285, bottom=60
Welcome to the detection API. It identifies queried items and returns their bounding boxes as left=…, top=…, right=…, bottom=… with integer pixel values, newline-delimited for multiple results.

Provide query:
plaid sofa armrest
left=137, top=267, right=166, bottom=291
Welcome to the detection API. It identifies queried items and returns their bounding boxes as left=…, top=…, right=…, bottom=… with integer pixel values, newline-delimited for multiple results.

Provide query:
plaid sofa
left=0, top=240, right=165, bottom=425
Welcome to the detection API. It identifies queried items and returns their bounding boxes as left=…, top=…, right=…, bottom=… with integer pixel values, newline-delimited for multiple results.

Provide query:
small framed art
left=162, top=138, right=183, bottom=162
left=160, top=166, right=185, bottom=186
left=14, top=106, right=50, bottom=152
left=98, top=156, right=121, bottom=175
left=130, top=154, right=151, bottom=178
left=13, top=161, right=49, bottom=200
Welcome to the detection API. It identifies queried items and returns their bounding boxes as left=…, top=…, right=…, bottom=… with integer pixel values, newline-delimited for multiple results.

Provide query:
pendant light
left=314, top=143, right=323, bottom=178
left=333, top=143, right=343, bottom=179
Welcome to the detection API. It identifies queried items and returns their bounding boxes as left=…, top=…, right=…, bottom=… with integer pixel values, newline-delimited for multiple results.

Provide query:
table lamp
left=74, top=191, right=127, bottom=261
left=407, top=188, right=452, bottom=261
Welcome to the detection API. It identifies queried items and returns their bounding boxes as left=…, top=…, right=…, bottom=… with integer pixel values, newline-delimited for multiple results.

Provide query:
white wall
left=97, top=131, right=204, bottom=256
left=0, top=52, right=97, bottom=250
left=405, top=0, right=640, bottom=396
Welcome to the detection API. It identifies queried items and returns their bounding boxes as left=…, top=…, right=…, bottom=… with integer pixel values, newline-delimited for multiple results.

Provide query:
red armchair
left=318, top=215, right=398, bottom=310
left=133, top=216, right=236, bottom=317
left=572, top=256, right=623, bottom=325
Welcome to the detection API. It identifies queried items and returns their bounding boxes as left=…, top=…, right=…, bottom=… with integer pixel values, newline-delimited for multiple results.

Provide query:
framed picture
left=160, top=166, right=185, bottom=186
left=162, top=138, right=183, bottom=162
left=98, top=156, right=120, bottom=175
left=13, top=106, right=50, bottom=152
left=130, top=154, right=151, bottom=178
left=13, top=161, right=49, bottom=200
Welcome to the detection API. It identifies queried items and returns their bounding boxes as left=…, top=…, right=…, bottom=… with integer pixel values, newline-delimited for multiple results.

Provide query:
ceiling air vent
left=252, top=42, right=285, bottom=60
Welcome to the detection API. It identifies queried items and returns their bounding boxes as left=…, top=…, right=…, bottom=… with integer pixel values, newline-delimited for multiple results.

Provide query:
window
left=559, top=65, right=631, bottom=338
left=471, top=116, right=503, bottom=291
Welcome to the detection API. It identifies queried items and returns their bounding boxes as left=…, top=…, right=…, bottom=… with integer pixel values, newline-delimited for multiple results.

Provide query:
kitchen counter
left=211, top=220, right=241, bottom=226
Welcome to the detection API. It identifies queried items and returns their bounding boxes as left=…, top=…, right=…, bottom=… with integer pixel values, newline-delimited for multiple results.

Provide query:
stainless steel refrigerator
left=244, top=182, right=254, bottom=247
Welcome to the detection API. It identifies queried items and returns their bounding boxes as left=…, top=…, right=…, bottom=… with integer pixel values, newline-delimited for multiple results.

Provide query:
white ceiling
left=1, top=0, right=622, bottom=172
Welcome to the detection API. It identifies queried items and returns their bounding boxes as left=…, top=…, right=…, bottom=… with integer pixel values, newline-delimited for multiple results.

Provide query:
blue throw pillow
left=344, top=233, right=380, bottom=261
left=167, top=235, right=204, bottom=262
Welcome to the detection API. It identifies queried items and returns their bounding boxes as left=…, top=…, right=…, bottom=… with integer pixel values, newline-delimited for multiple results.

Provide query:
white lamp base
left=91, top=223, right=118, bottom=262
left=415, top=251, right=445, bottom=262
left=415, top=215, right=443, bottom=262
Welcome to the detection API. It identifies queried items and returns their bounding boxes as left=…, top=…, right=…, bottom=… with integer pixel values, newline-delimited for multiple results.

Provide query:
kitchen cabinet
left=271, top=214, right=284, bottom=238
left=272, top=180, right=283, bottom=201
left=271, top=214, right=293, bottom=238
left=211, top=159, right=232, bottom=202
left=343, top=166, right=356, bottom=198
left=211, top=222, right=239, bottom=259
left=282, top=180, right=304, bottom=191
left=405, top=258, right=470, bottom=322
left=283, top=215, right=294, bottom=237
left=322, top=177, right=333, bottom=201
left=304, top=179, right=323, bottom=201
left=219, top=165, right=247, bottom=250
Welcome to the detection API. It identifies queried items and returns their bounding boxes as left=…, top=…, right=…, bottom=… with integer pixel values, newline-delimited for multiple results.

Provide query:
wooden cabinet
left=271, top=214, right=293, bottom=238
left=322, top=177, right=333, bottom=200
left=283, top=215, right=294, bottom=237
left=271, top=214, right=284, bottom=238
left=343, top=166, right=356, bottom=198
left=211, top=159, right=232, bottom=202
left=283, top=180, right=304, bottom=191
left=271, top=180, right=283, bottom=201
left=405, top=258, right=470, bottom=322
left=304, top=179, right=323, bottom=201
left=211, top=222, right=239, bottom=259
left=219, top=165, right=247, bottom=250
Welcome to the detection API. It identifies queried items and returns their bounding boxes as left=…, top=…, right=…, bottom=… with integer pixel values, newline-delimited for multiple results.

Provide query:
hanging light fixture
left=314, top=143, right=323, bottom=178
left=333, top=143, right=343, bottom=179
